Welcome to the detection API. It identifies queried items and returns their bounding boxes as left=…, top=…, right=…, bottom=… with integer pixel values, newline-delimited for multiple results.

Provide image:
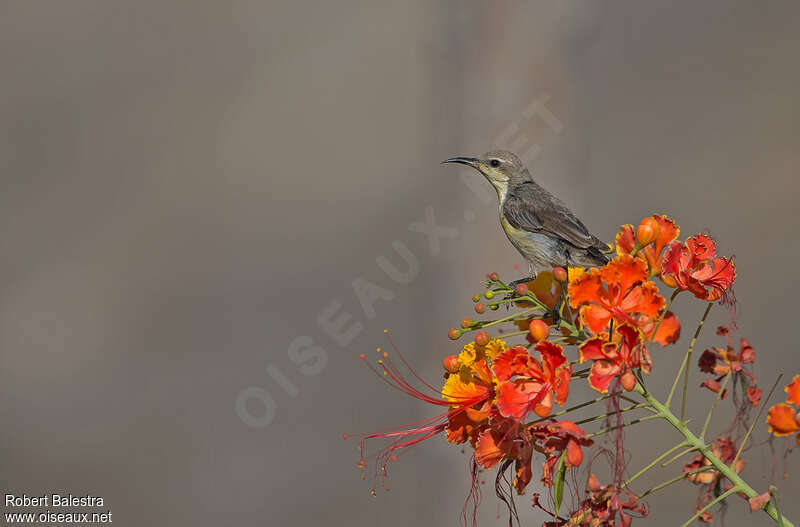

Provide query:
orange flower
left=569, top=255, right=665, bottom=334
left=578, top=324, right=650, bottom=393
left=661, top=234, right=736, bottom=302
left=767, top=404, right=800, bottom=438
left=767, top=375, right=800, bottom=446
left=787, top=375, right=800, bottom=405
left=616, top=215, right=680, bottom=277
left=493, top=342, right=572, bottom=419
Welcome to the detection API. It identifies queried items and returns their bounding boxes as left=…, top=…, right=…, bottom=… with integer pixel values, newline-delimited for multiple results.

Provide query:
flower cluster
left=346, top=214, right=800, bottom=527
left=541, top=474, right=647, bottom=527
left=697, top=326, right=761, bottom=404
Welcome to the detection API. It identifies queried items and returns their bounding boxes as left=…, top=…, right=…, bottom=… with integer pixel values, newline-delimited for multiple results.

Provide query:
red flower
left=569, top=255, right=665, bottom=334
left=661, top=234, right=736, bottom=302
left=578, top=324, right=650, bottom=393
left=493, top=342, right=572, bottom=419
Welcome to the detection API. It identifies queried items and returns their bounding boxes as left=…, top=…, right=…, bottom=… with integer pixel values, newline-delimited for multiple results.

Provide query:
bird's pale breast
left=499, top=211, right=563, bottom=274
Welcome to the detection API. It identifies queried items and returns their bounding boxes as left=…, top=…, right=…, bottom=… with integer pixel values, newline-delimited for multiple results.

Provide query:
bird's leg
left=550, top=259, right=571, bottom=326
left=551, top=280, right=564, bottom=326
left=506, top=266, right=537, bottom=309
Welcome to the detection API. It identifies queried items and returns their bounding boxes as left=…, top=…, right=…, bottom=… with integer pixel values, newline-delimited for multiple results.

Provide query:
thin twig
left=623, top=441, right=688, bottom=489
left=679, top=487, right=739, bottom=527
left=700, top=371, right=732, bottom=440
left=681, top=302, right=714, bottom=420
left=637, top=466, right=713, bottom=499
left=732, top=375, right=784, bottom=468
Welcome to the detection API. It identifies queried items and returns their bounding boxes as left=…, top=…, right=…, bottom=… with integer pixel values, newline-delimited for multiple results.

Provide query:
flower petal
left=739, top=338, right=755, bottom=363
left=475, top=429, right=505, bottom=468
left=620, top=282, right=665, bottom=319
left=647, top=311, right=681, bottom=346
left=746, top=386, right=762, bottom=407
left=496, top=380, right=543, bottom=419
left=578, top=335, right=613, bottom=362
left=786, top=375, right=800, bottom=406
left=687, top=234, right=716, bottom=262
left=766, top=403, right=800, bottom=436
left=600, top=255, right=648, bottom=295
left=615, top=224, right=636, bottom=255
left=652, top=215, right=680, bottom=257
left=588, top=360, right=621, bottom=393
left=491, top=346, right=530, bottom=382
left=580, top=304, right=613, bottom=334
left=536, top=340, right=568, bottom=373
left=566, top=438, right=584, bottom=467
left=442, top=374, right=489, bottom=405
left=568, top=269, right=604, bottom=308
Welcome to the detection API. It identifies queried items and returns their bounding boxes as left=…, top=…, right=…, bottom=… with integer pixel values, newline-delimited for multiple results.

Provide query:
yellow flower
left=484, top=338, right=506, bottom=360
left=458, top=342, right=478, bottom=367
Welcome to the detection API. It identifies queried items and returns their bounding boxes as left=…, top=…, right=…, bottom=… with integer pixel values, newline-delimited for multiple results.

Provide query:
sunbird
left=443, top=150, right=609, bottom=283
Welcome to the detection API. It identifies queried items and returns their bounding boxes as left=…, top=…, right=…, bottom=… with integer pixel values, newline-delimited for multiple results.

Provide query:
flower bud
left=461, top=317, right=474, bottom=329
left=515, top=283, right=528, bottom=296
left=472, top=294, right=481, bottom=303
left=553, top=267, right=568, bottom=282
left=528, top=320, right=549, bottom=343
left=474, top=302, right=486, bottom=314
left=636, top=217, right=660, bottom=246
left=447, top=328, right=461, bottom=340
left=443, top=355, right=459, bottom=373
left=484, top=290, right=495, bottom=300
left=474, top=331, right=490, bottom=346
left=620, top=370, right=636, bottom=391
left=489, top=304, right=499, bottom=311
left=488, top=272, right=499, bottom=281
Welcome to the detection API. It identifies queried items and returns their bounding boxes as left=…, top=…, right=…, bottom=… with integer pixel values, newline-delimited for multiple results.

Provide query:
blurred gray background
left=1, top=1, right=799, bottom=526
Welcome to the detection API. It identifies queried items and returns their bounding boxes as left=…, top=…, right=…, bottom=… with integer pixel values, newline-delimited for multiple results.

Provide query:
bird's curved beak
left=441, top=156, right=479, bottom=168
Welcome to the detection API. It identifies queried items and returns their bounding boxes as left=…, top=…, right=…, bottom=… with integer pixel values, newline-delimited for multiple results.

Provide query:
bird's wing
left=502, top=183, right=601, bottom=249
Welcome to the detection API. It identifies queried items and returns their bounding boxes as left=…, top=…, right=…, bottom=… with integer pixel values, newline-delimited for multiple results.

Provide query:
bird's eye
left=489, top=159, right=500, bottom=168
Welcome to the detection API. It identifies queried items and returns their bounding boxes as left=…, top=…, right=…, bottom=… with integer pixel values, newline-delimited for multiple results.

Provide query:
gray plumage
left=443, top=150, right=609, bottom=276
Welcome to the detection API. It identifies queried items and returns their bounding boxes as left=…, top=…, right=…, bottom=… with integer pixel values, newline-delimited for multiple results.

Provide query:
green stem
left=660, top=444, right=703, bottom=468
left=680, top=487, right=739, bottom=527
left=680, top=302, right=714, bottom=420
left=700, top=371, right=731, bottom=440
left=636, top=383, right=795, bottom=527
left=638, top=466, right=714, bottom=499
left=574, top=403, right=651, bottom=426
left=771, top=486, right=786, bottom=527
left=587, top=414, right=660, bottom=439
left=528, top=394, right=614, bottom=424
left=623, top=441, right=688, bottom=488
left=474, top=306, right=542, bottom=330
left=497, top=329, right=530, bottom=339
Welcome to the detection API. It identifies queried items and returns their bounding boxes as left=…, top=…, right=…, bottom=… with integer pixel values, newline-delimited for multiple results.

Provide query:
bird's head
left=442, top=150, right=529, bottom=199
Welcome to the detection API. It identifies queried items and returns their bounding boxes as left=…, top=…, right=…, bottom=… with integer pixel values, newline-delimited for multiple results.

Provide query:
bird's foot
left=507, top=276, right=534, bottom=292
left=504, top=276, right=538, bottom=310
